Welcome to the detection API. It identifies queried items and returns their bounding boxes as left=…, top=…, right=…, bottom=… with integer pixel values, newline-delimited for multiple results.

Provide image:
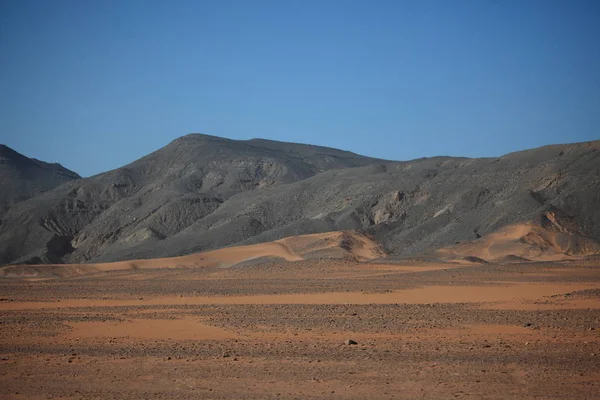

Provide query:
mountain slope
left=113, top=140, right=598, bottom=263
left=0, top=134, right=383, bottom=265
left=0, top=136, right=599, bottom=266
left=0, top=144, right=80, bottom=215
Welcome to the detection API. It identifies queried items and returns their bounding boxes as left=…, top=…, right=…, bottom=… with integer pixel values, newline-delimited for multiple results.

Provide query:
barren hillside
left=0, top=135, right=598, bottom=265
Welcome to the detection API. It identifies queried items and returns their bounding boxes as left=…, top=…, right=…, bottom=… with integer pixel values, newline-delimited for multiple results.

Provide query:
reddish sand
left=437, top=222, right=600, bottom=262
left=2, top=282, right=599, bottom=310
left=1, top=240, right=599, bottom=399
left=0, top=230, right=385, bottom=279
left=69, top=318, right=237, bottom=341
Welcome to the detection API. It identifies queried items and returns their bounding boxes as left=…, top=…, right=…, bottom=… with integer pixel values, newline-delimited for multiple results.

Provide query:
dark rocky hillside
left=0, top=135, right=599, bottom=265
left=0, top=144, right=80, bottom=216
left=0, top=134, right=383, bottom=264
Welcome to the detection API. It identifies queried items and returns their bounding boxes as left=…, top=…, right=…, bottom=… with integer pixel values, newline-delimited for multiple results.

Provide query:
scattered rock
left=344, top=339, right=358, bottom=345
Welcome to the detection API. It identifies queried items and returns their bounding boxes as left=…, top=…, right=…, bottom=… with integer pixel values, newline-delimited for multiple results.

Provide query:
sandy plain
left=1, top=235, right=599, bottom=399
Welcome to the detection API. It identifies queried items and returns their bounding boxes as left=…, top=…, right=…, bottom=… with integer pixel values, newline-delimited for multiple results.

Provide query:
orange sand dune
left=437, top=222, right=600, bottom=263
left=0, top=230, right=385, bottom=279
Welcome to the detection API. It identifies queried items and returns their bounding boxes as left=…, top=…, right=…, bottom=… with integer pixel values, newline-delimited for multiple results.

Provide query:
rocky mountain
left=0, top=144, right=80, bottom=216
left=0, top=135, right=599, bottom=265
left=0, top=134, right=384, bottom=264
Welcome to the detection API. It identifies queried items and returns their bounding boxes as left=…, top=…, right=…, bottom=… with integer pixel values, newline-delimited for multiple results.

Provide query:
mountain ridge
left=0, top=144, right=80, bottom=216
left=0, top=135, right=598, bottom=266
left=0, top=134, right=383, bottom=265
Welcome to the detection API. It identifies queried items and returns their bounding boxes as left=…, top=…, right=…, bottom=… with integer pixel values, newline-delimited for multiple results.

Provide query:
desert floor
left=1, top=257, right=599, bottom=399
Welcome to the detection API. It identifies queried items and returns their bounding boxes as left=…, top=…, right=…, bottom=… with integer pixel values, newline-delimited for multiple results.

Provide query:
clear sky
left=1, top=0, right=599, bottom=177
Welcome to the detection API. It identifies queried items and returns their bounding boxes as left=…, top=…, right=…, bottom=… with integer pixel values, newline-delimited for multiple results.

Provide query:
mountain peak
left=0, top=144, right=80, bottom=212
left=0, top=144, right=31, bottom=165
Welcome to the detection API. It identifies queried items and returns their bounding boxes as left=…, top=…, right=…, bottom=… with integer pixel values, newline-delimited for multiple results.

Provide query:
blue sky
left=1, top=0, right=599, bottom=177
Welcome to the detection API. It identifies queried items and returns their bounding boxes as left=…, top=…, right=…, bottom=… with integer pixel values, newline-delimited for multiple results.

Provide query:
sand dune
left=0, top=230, right=385, bottom=279
left=437, top=222, right=600, bottom=263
